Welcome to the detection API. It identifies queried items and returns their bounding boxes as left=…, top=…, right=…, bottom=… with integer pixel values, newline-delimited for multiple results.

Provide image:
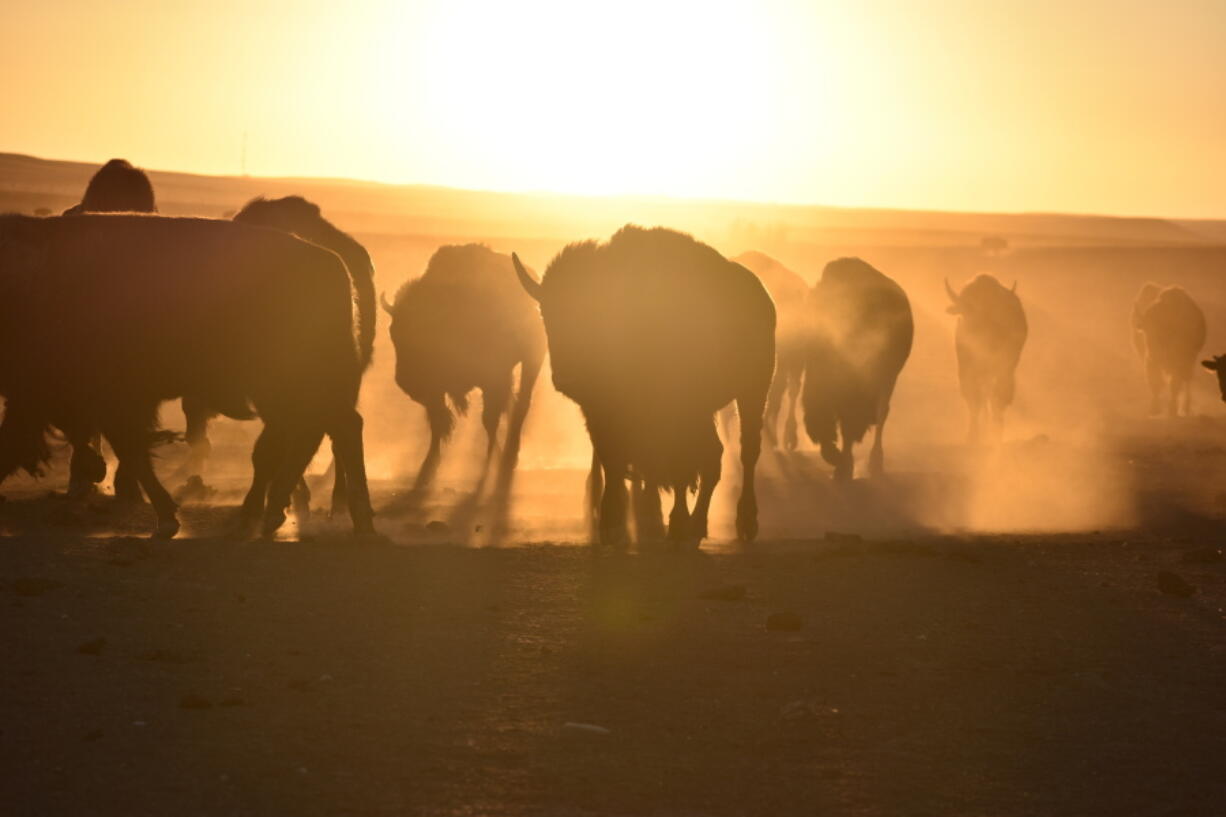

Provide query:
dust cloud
left=11, top=174, right=1226, bottom=545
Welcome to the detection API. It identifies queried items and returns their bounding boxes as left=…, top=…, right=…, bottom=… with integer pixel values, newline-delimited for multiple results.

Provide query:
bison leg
left=106, top=427, right=178, bottom=540
left=328, top=438, right=349, bottom=519
left=182, top=395, right=213, bottom=479
left=66, top=429, right=106, bottom=499
left=735, top=391, right=766, bottom=542
left=689, top=421, right=723, bottom=542
left=113, top=459, right=144, bottom=504
left=238, top=425, right=282, bottom=536
left=633, top=479, right=666, bottom=543
left=598, top=459, right=629, bottom=548
left=481, top=375, right=511, bottom=461
left=989, top=373, right=1014, bottom=442
left=833, top=425, right=855, bottom=483
left=763, top=363, right=788, bottom=448
left=667, top=483, right=691, bottom=543
left=782, top=370, right=803, bottom=453
left=869, top=399, right=890, bottom=478
left=585, top=449, right=603, bottom=536
left=329, top=408, right=375, bottom=536
left=1168, top=375, right=1184, bottom=418
left=587, top=421, right=629, bottom=547
left=415, top=398, right=448, bottom=490
left=261, top=427, right=326, bottom=540
left=501, top=354, right=543, bottom=475
left=291, top=478, right=311, bottom=526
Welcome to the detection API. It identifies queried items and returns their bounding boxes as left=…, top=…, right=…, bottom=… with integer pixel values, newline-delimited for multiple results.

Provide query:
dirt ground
left=1, top=438, right=1224, bottom=817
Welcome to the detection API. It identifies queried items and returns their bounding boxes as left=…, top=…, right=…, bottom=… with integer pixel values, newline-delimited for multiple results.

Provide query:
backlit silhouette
left=0, top=214, right=373, bottom=539
left=732, top=251, right=809, bottom=451
left=385, top=244, right=546, bottom=489
left=1134, top=285, right=1206, bottom=416
left=514, top=226, right=775, bottom=545
left=945, top=274, right=1028, bottom=442
left=803, top=257, right=912, bottom=481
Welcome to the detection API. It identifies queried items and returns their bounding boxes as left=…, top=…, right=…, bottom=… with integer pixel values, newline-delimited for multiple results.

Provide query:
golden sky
left=3, top=0, right=1224, bottom=217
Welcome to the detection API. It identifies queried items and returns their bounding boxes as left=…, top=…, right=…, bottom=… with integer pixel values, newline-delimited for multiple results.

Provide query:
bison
left=945, top=274, right=1027, bottom=442
left=56, top=159, right=159, bottom=497
left=384, top=244, right=545, bottom=489
left=1135, top=285, right=1206, bottom=416
left=162, top=196, right=377, bottom=514
left=62, top=159, right=157, bottom=216
left=803, top=258, right=913, bottom=482
left=732, top=252, right=809, bottom=451
left=0, top=213, right=374, bottom=539
left=513, top=225, right=775, bottom=545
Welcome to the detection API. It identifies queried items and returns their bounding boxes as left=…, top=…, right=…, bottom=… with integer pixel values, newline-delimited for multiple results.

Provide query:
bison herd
left=0, top=159, right=1218, bottom=545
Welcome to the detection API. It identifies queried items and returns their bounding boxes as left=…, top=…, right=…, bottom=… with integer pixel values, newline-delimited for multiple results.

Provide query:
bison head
left=1202, top=355, right=1226, bottom=402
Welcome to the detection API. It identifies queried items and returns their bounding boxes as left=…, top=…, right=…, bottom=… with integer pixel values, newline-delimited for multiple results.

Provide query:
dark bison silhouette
left=159, top=196, right=377, bottom=514
left=0, top=214, right=374, bottom=539
left=513, top=226, right=775, bottom=545
left=384, top=244, right=546, bottom=488
left=62, top=159, right=157, bottom=216
left=804, top=258, right=912, bottom=482
left=1134, top=285, right=1206, bottom=416
left=732, top=252, right=809, bottom=451
left=1202, top=354, right=1226, bottom=402
left=56, top=159, right=159, bottom=496
left=945, top=274, right=1027, bottom=442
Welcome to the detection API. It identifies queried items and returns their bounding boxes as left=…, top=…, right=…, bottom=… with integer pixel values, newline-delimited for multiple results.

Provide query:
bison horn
left=380, top=291, right=394, bottom=314
left=512, top=253, right=542, bottom=302
left=944, top=278, right=958, bottom=304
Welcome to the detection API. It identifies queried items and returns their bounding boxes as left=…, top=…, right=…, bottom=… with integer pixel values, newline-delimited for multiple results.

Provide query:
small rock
left=699, top=584, right=747, bottom=601
left=1181, top=547, right=1223, bottom=565
left=1157, top=571, right=1197, bottom=598
left=179, top=694, right=213, bottom=710
left=561, top=722, right=611, bottom=736
left=77, top=637, right=107, bottom=655
left=824, top=531, right=862, bottom=545
left=766, top=611, right=804, bottom=631
left=426, top=520, right=450, bottom=534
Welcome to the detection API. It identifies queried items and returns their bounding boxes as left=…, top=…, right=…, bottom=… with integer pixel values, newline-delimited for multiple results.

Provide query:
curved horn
left=512, top=253, right=542, bottom=302
left=944, top=278, right=959, bottom=303
left=380, top=291, right=395, bottom=314
left=1011, top=280, right=1018, bottom=293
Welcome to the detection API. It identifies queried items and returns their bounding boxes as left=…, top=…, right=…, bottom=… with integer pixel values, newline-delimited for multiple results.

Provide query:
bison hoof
left=152, top=517, right=180, bottom=540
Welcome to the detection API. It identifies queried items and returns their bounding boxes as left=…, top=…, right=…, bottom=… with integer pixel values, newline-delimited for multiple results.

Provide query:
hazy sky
left=3, top=0, right=1224, bottom=216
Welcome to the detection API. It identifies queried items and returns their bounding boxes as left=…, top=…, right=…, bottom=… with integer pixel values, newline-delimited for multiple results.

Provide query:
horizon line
left=4, top=149, right=1223, bottom=226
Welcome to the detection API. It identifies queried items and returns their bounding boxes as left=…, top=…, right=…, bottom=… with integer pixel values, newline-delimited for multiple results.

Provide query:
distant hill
left=1, top=152, right=1220, bottom=250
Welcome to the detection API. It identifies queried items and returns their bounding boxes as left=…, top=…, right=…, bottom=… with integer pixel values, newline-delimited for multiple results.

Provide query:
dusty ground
left=1, top=440, right=1224, bottom=817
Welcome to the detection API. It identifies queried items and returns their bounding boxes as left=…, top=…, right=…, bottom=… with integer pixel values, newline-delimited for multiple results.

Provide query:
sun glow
left=406, top=0, right=793, bottom=198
